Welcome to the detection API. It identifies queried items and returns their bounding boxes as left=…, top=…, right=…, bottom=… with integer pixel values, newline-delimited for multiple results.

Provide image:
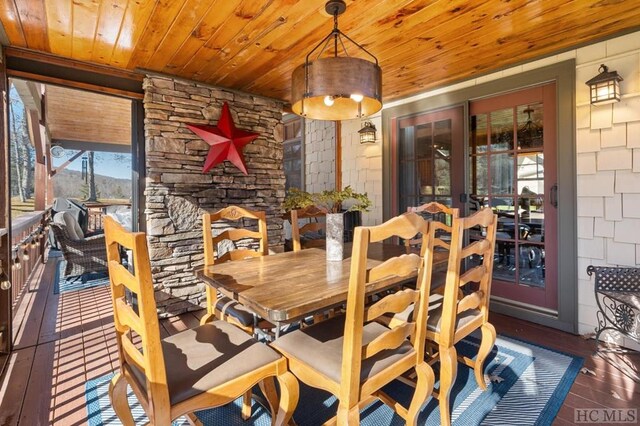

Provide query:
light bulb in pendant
left=324, top=95, right=335, bottom=107
left=350, top=93, right=364, bottom=103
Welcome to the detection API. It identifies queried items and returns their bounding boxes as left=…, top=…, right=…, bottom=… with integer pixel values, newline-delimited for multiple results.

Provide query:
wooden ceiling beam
left=53, top=140, right=131, bottom=154
left=26, top=110, right=44, bottom=165
left=5, top=47, right=143, bottom=82
left=50, top=150, right=85, bottom=177
left=12, top=79, right=42, bottom=119
left=7, top=69, right=143, bottom=100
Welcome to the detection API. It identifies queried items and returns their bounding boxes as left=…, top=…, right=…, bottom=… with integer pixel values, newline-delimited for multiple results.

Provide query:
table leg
left=275, top=321, right=282, bottom=339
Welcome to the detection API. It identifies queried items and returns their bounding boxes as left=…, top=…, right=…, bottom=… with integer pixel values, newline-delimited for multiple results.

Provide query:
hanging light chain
left=10, top=224, right=46, bottom=269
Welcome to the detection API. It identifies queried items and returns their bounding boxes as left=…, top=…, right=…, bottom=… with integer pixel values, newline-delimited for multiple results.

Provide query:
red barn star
left=186, top=102, right=259, bottom=175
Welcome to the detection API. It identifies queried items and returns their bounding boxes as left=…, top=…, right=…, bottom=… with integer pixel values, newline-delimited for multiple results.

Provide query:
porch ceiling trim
left=52, top=140, right=131, bottom=154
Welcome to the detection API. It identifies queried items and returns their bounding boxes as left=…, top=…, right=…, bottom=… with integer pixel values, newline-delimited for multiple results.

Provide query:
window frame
left=282, top=115, right=304, bottom=191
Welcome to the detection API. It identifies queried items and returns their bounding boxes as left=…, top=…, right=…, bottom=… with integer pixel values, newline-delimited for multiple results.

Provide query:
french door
left=392, top=84, right=558, bottom=311
left=469, top=83, right=558, bottom=310
left=393, top=106, right=465, bottom=215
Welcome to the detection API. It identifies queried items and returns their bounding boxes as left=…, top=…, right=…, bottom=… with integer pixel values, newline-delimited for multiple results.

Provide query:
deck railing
left=8, top=210, right=49, bottom=311
left=85, top=201, right=130, bottom=233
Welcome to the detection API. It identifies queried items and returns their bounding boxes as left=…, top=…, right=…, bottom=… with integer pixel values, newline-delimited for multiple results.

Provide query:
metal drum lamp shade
left=291, top=1, right=382, bottom=121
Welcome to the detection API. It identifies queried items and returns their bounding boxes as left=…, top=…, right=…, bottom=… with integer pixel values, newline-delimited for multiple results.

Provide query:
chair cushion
left=216, top=296, right=256, bottom=327
left=427, top=298, right=482, bottom=333
left=271, top=315, right=414, bottom=384
left=130, top=321, right=281, bottom=406
left=54, top=211, right=84, bottom=240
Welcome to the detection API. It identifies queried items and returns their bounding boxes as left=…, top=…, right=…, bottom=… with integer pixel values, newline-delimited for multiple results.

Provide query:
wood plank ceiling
left=45, top=85, right=131, bottom=147
left=1, top=0, right=640, bottom=104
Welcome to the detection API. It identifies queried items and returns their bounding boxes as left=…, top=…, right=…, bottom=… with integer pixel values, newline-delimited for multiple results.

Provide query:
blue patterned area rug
left=53, top=259, right=110, bottom=294
left=85, top=334, right=582, bottom=425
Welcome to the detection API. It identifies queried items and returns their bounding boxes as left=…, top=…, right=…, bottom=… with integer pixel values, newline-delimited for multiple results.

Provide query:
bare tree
left=10, top=106, right=25, bottom=202
left=9, top=87, right=34, bottom=203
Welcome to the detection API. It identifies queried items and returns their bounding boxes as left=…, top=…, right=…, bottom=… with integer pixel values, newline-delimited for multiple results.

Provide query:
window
left=283, top=116, right=303, bottom=191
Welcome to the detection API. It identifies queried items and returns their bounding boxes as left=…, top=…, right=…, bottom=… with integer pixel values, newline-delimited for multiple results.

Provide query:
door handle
left=550, top=184, right=558, bottom=208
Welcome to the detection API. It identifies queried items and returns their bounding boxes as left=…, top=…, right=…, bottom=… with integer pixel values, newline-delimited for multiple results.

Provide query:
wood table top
left=195, top=243, right=448, bottom=323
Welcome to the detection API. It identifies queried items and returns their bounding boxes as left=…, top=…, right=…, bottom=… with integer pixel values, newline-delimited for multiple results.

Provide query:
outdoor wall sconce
left=359, top=121, right=377, bottom=144
left=586, top=64, right=623, bottom=105
left=291, top=0, right=382, bottom=120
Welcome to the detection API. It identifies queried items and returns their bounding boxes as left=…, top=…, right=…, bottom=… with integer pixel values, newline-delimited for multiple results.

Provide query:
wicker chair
left=50, top=223, right=108, bottom=277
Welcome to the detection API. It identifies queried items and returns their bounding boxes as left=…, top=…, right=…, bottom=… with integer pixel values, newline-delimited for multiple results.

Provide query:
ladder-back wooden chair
left=423, top=207, right=498, bottom=426
left=405, top=201, right=459, bottom=255
left=287, top=205, right=326, bottom=251
left=200, top=205, right=269, bottom=333
left=406, top=202, right=460, bottom=296
left=272, top=212, right=436, bottom=425
left=200, top=206, right=272, bottom=419
left=104, top=216, right=298, bottom=426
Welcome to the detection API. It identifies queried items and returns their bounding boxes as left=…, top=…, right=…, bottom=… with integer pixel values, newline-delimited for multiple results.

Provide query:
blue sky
left=53, top=151, right=132, bottom=180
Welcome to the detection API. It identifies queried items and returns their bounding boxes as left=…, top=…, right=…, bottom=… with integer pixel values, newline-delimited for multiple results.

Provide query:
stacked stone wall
left=143, top=76, right=285, bottom=315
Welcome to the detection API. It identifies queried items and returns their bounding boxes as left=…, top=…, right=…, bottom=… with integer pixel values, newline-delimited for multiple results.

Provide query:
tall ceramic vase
left=326, top=212, right=344, bottom=261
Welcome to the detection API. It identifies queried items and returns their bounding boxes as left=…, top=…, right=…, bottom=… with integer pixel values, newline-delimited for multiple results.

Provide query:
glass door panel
left=490, top=108, right=514, bottom=151
left=396, top=106, right=464, bottom=216
left=469, top=83, right=557, bottom=310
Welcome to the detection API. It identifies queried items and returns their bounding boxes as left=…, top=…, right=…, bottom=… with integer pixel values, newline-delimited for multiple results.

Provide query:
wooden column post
left=0, top=45, right=13, bottom=365
left=27, top=109, right=46, bottom=210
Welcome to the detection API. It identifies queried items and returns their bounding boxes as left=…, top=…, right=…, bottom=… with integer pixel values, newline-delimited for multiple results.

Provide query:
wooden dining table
left=194, top=243, right=448, bottom=336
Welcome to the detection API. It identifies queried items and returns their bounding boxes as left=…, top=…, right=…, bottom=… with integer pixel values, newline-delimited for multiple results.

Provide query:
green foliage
left=79, top=182, right=90, bottom=200
left=283, top=186, right=372, bottom=213
left=281, top=187, right=315, bottom=211
left=79, top=182, right=100, bottom=201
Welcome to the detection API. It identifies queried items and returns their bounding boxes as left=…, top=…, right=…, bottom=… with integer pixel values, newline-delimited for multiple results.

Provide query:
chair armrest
left=84, top=234, right=106, bottom=243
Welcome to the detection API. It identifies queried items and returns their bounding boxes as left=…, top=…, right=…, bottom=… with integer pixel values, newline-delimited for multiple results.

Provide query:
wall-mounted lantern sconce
left=586, top=64, right=623, bottom=105
left=358, top=121, right=377, bottom=144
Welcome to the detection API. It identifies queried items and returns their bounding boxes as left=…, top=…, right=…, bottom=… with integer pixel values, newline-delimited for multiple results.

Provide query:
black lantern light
left=358, top=121, right=377, bottom=144
left=586, top=64, right=623, bottom=105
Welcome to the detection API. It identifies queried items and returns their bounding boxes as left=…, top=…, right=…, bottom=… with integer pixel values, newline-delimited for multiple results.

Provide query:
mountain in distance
left=53, top=169, right=131, bottom=200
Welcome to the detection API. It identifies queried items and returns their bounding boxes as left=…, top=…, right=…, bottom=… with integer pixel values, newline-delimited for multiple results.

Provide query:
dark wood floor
left=0, top=254, right=638, bottom=425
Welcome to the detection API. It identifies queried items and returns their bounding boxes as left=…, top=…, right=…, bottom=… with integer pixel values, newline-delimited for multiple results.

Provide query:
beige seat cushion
left=379, top=293, right=444, bottom=326
left=271, top=316, right=414, bottom=384
left=427, top=299, right=482, bottom=333
left=130, top=320, right=281, bottom=405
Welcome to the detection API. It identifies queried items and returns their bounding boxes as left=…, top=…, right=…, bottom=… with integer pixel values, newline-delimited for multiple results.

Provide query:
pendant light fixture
left=517, top=106, right=543, bottom=149
left=291, top=0, right=382, bottom=121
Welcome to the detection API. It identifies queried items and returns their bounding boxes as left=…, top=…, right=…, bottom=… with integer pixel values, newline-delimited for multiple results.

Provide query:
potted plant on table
left=283, top=186, right=371, bottom=261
